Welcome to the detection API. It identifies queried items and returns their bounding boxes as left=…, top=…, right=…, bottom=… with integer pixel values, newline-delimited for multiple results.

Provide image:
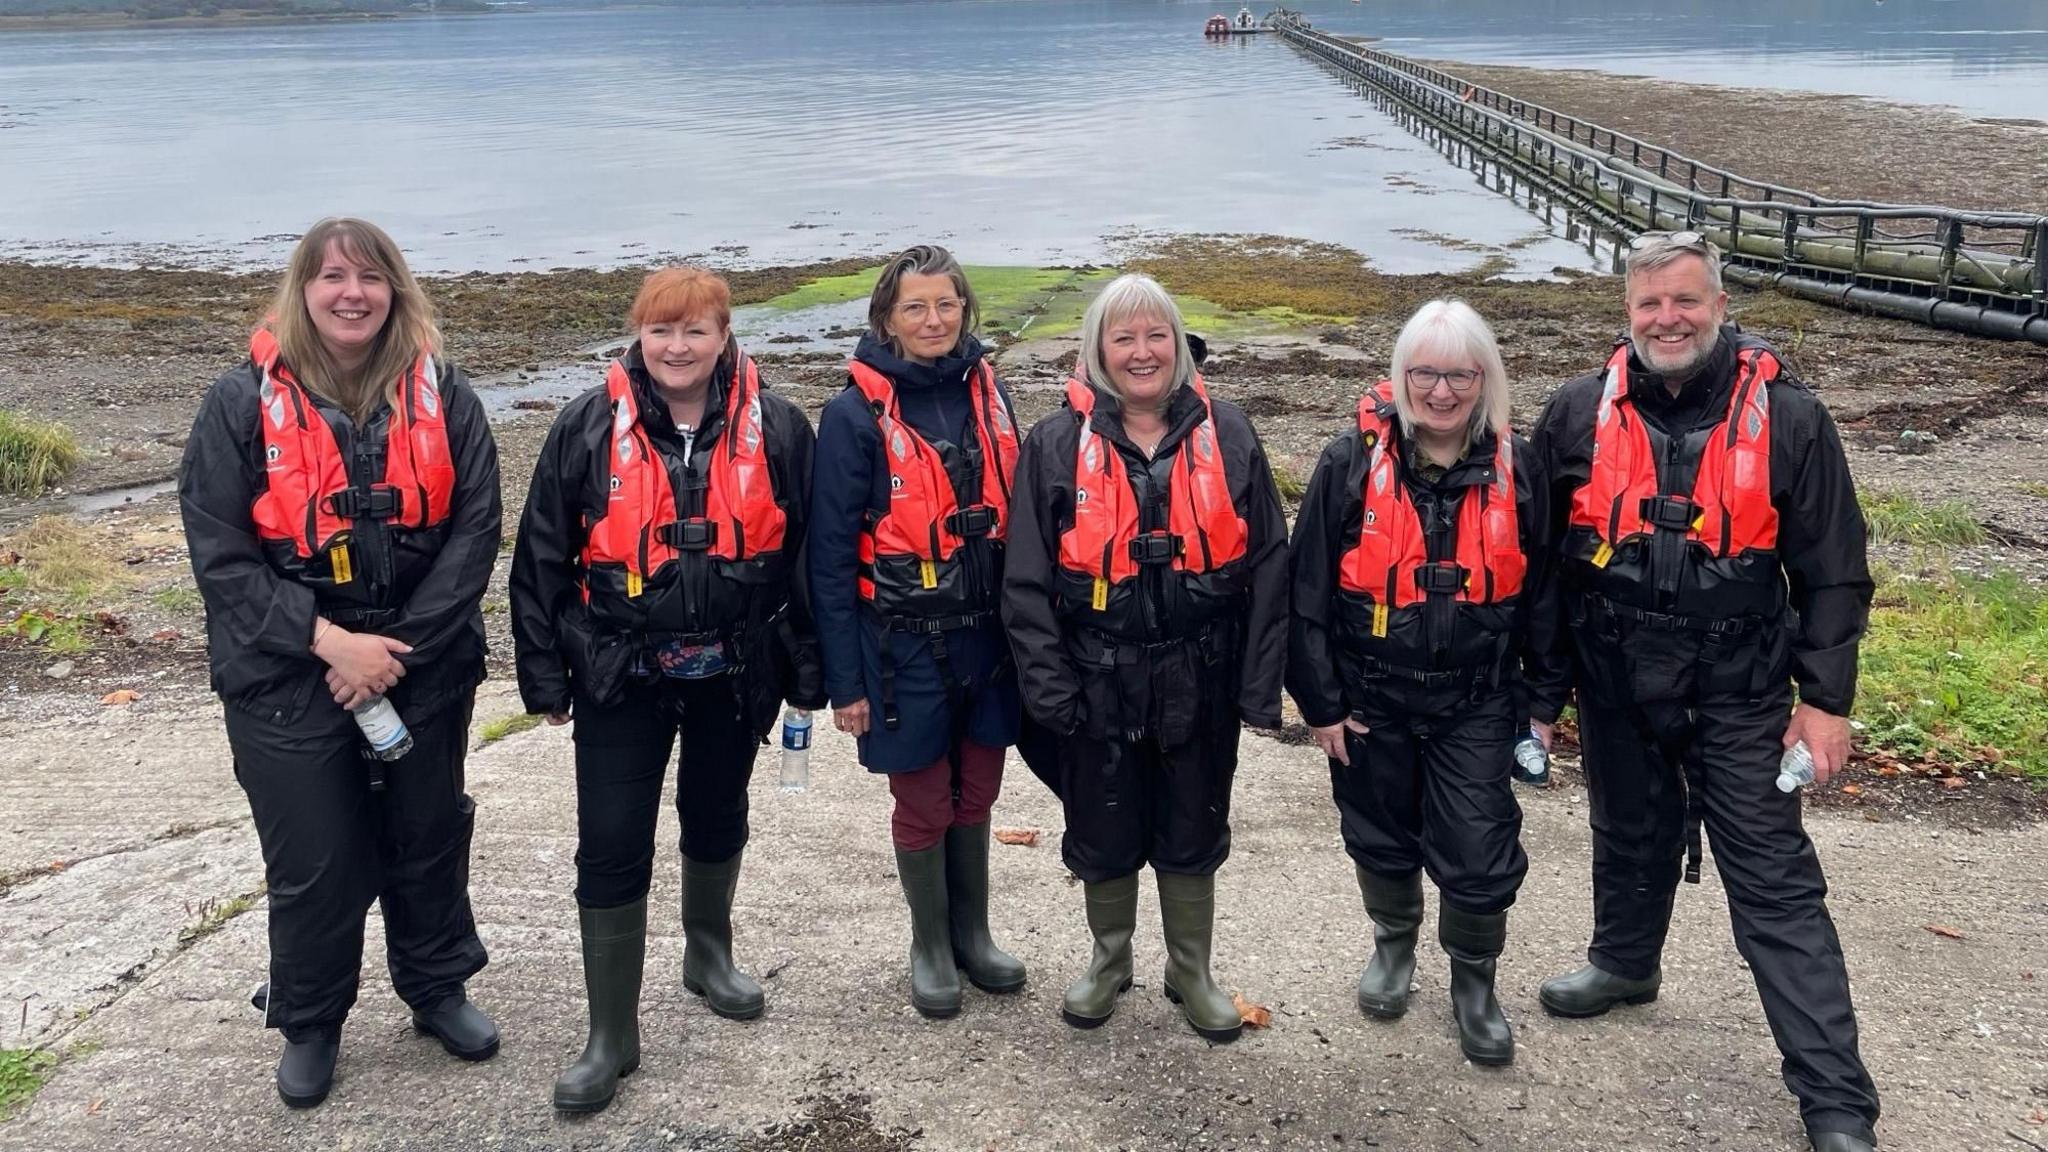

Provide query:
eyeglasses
left=894, top=298, right=965, bottom=323
left=1405, top=366, right=1482, bottom=392
left=1629, top=230, right=1711, bottom=253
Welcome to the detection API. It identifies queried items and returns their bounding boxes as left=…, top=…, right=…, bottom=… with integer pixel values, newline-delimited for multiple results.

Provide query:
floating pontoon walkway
left=1266, top=10, right=2048, bottom=344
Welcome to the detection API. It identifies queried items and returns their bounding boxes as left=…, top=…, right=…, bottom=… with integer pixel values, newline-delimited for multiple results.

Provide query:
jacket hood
left=852, top=330, right=988, bottom=391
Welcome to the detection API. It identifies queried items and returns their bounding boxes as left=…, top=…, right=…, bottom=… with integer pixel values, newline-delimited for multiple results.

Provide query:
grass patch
left=1, top=517, right=130, bottom=608
left=1270, top=458, right=1309, bottom=503
left=1857, top=566, right=2048, bottom=778
left=0, top=410, right=81, bottom=497
left=0, top=1048, right=60, bottom=1120
left=1860, top=491, right=1986, bottom=548
left=476, top=711, right=543, bottom=747
left=150, top=584, right=202, bottom=614
left=2018, top=480, right=2048, bottom=500
left=177, top=891, right=259, bottom=947
left=1124, top=234, right=1386, bottom=323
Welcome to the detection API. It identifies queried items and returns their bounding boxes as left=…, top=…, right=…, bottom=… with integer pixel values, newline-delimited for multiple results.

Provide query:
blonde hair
left=1077, top=274, right=1194, bottom=400
left=264, top=218, right=440, bottom=423
left=1387, top=299, right=1511, bottom=444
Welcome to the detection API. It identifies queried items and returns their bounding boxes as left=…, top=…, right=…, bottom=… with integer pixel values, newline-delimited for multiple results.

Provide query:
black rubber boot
left=1439, top=906, right=1514, bottom=1066
left=276, top=1026, right=340, bottom=1109
left=1354, top=866, right=1424, bottom=1020
left=1537, top=962, right=1662, bottom=1019
left=1061, top=872, right=1138, bottom=1028
left=681, top=853, right=765, bottom=1020
left=553, top=899, right=646, bottom=1113
left=895, top=845, right=962, bottom=1018
left=1156, top=870, right=1243, bottom=1043
left=945, top=823, right=1027, bottom=994
left=411, top=992, right=500, bottom=1061
left=1809, top=1131, right=1877, bottom=1152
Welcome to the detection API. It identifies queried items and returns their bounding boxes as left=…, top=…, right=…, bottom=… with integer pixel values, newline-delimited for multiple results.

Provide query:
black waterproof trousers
left=228, top=694, right=486, bottom=1042
left=572, top=674, right=762, bottom=908
left=1058, top=711, right=1240, bottom=884
left=1577, top=670, right=1879, bottom=1142
left=1333, top=685, right=1527, bottom=914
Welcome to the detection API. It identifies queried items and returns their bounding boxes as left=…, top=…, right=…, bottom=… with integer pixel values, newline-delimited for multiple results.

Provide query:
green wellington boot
left=1355, top=866, right=1424, bottom=1019
left=1061, top=871, right=1139, bottom=1028
left=1537, top=962, right=1662, bottom=1018
left=944, top=823, right=1027, bottom=993
left=681, top=853, right=765, bottom=1020
left=553, top=898, right=647, bottom=1113
left=1439, top=906, right=1514, bottom=1066
left=1156, top=870, right=1243, bottom=1043
left=895, top=845, right=963, bottom=1018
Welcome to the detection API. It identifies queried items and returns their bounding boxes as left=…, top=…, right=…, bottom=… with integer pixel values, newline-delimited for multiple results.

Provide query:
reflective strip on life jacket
left=849, top=358, right=1017, bottom=602
left=247, top=327, right=453, bottom=560
left=581, top=353, right=787, bottom=595
left=1569, top=343, right=1779, bottom=561
left=1336, top=382, right=1524, bottom=624
left=1057, top=374, right=1249, bottom=592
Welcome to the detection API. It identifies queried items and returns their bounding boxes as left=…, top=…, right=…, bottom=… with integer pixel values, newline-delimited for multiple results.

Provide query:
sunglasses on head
left=1629, top=229, right=1710, bottom=253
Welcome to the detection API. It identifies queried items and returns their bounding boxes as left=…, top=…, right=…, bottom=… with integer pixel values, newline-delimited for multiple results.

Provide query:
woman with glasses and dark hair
left=1285, top=299, right=1565, bottom=1068
left=808, top=245, right=1029, bottom=1018
left=1003, top=273, right=1289, bottom=1043
left=178, top=217, right=501, bottom=1107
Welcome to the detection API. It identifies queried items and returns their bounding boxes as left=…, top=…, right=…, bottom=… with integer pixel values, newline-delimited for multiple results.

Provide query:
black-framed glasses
left=1405, top=366, right=1482, bottom=392
left=1630, top=229, right=1710, bottom=253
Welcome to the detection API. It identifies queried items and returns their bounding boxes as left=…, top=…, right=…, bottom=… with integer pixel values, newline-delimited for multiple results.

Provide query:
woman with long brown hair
left=178, top=217, right=502, bottom=1108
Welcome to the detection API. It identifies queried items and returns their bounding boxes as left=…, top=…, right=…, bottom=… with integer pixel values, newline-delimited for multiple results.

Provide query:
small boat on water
left=1204, top=7, right=1268, bottom=35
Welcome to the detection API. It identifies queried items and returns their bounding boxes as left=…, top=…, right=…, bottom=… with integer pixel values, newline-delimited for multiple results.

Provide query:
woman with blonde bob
left=1284, top=299, right=1564, bottom=1068
left=179, top=218, right=502, bottom=1108
left=1004, top=273, right=1289, bottom=1042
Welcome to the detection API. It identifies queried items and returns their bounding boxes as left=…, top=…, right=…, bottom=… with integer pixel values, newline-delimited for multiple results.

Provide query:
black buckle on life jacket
left=1127, top=531, right=1183, bottom=566
left=657, top=519, right=718, bottom=551
left=1412, top=562, right=1468, bottom=596
left=946, top=505, right=999, bottom=538
left=1639, top=495, right=1702, bottom=532
left=324, top=485, right=403, bottom=520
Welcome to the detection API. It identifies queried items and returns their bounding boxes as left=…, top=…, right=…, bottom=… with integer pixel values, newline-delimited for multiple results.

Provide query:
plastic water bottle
left=353, top=694, right=413, bottom=761
left=1776, top=741, right=1816, bottom=793
left=1512, top=726, right=1550, bottom=787
left=779, top=707, right=812, bottom=793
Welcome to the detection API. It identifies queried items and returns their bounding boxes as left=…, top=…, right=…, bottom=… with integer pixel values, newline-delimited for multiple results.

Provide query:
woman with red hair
left=511, top=266, right=825, bottom=1113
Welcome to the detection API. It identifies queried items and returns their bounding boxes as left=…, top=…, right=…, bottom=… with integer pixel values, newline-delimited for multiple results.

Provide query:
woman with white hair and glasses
left=1003, top=273, right=1288, bottom=1043
left=1284, top=299, right=1565, bottom=1067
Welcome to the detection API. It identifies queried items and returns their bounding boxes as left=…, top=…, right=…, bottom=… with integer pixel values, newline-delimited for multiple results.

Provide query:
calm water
left=1, top=0, right=2043, bottom=274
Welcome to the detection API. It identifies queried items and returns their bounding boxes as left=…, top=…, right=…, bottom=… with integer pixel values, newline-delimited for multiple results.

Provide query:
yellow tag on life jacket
left=329, top=543, right=353, bottom=585
left=1372, top=602, right=1389, bottom=638
left=919, top=559, right=938, bottom=590
left=1592, top=541, right=1614, bottom=569
left=625, top=570, right=643, bottom=598
left=1091, top=576, right=1108, bottom=612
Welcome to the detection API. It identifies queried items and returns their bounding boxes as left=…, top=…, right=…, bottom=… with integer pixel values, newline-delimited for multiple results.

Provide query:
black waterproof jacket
left=510, top=340, right=825, bottom=737
left=1529, top=326, right=1872, bottom=715
left=179, top=356, right=501, bottom=727
left=1286, top=421, right=1569, bottom=729
left=1003, top=366, right=1289, bottom=739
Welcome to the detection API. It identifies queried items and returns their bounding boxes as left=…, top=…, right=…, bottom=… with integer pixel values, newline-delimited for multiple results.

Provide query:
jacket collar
left=852, top=330, right=987, bottom=392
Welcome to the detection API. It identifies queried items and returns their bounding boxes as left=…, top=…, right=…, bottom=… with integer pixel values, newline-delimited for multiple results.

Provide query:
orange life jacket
left=581, top=354, right=787, bottom=598
left=849, top=359, right=1017, bottom=604
left=248, top=328, right=453, bottom=574
left=1058, top=374, right=1247, bottom=603
left=1336, top=383, right=1523, bottom=636
left=1569, top=343, right=1779, bottom=565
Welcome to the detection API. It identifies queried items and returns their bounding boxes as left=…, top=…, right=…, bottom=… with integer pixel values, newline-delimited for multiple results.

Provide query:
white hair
left=1387, top=299, right=1512, bottom=442
left=1078, top=273, right=1196, bottom=400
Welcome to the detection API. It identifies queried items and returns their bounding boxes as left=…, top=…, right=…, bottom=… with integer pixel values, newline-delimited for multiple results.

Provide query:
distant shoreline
left=0, top=6, right=506, bottom=33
